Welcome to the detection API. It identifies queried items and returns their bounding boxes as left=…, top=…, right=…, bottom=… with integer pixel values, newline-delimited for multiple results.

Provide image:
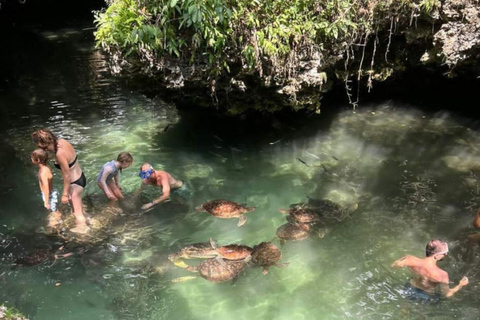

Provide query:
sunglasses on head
left=139, top=169, right=153, bottom=179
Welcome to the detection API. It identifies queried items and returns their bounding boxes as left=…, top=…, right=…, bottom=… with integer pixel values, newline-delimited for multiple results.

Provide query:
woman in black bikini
left=32, top=129, right=89, bottom=233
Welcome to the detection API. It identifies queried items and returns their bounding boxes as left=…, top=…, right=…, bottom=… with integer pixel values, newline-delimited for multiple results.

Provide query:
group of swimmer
left=29, top=128, right=478, bottom=303
left=31, top=128, right=185, bottom=234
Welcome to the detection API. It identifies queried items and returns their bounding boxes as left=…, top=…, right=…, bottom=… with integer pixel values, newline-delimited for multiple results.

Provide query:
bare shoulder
left=157, top=170, right=172, bottom=180
left=39, top=166, right=53, bottom=179
left=392, top=255, right=421, bottom=268
left=434, top=268, right=449, bottom=284
left=58, top=139, right=75, bottom=154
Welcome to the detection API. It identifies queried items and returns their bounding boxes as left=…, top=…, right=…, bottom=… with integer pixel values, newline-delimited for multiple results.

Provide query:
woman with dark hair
left=32, top=129, right=89, bottom=233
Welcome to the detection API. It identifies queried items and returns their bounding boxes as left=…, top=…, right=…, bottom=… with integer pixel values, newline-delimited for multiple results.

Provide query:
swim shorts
left=41, top=189, right=59, bottom=212
left=403, top=283, right=441, bottom=305
left=172, top=181, right=193, bottom=198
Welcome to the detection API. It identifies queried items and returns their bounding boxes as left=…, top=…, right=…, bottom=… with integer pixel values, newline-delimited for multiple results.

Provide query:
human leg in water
left=69, top=184, right=90, bottom=234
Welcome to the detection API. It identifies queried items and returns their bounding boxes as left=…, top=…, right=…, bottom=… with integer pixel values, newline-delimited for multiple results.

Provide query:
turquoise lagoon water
left=1, top=25, right=480, bottom=320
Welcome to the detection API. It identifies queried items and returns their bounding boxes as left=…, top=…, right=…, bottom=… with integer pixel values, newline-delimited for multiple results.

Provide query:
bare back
left=153, top=170, right=183, bottom=189
left=55, top=139, right=82, bottom=182
left=401, top=255, right=448, bottom=293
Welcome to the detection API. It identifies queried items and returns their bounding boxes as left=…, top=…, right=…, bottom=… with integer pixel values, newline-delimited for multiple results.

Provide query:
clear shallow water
left=1, top=25, right=480, bottom=320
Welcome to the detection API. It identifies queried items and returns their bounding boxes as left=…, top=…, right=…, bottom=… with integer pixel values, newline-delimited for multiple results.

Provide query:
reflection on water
left=2, top=26, right=480, bottom=320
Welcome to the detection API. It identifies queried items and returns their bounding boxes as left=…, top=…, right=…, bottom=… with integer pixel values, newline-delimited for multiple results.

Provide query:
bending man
left=138, top=163, right=186, bottom=210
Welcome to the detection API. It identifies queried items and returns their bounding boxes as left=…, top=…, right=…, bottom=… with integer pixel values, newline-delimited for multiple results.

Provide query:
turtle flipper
left=172, top=276, right=197, bottom=283
left=237, top=215, right=247, bottom=227
left=210, top=238, right=218, bottom=249
left=314, top=229, right=326, bottom=238
left=277, top=262, right=290, bottom=268
left=171, top=259, right=190, bottom=268
left=194, top=205, right=206, bottom=212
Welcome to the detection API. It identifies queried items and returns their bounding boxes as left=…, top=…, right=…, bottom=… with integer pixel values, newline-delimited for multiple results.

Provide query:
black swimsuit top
left=54, top=155, right=78, bottom=170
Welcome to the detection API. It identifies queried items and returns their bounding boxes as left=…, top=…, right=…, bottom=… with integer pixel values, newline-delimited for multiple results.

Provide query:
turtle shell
left=307, top=199, right=343, bottom=214
left=15, top=249, right=52, bottom=266
left=251, top=242, right=282, bottom=267
left=289, top=206, right=320, bottom=223
left=190, top=258, right=247, bottom=282
left=286, top=216, right=321, bottom=232
left=217, top=244, right=253, bottom=261
left=198, top=200, right=249, bottom=218
left=276, top=223, right=309, bottom=241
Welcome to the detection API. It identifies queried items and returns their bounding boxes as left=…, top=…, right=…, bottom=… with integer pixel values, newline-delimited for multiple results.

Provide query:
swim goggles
left=435, top=243, right=449, bottom=256
left=139, top=169, right=153, bottom=179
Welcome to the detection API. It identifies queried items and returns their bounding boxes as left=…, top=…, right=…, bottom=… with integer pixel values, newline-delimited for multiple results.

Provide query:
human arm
left=439, top=276, right=469, bottom=298
left=56, top=152, right=71, bottom=204
left=39, top=170, right=51, bottom=209
left=391, top=255, right=413, bottom=268
left=98, top=166, right=117, bottom=200
left=141, top=175, right=171, bottom=210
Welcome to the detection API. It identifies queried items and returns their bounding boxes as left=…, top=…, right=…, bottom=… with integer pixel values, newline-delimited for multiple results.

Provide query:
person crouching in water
left=31, top=149, right=62, bottom=228
left=97, top=152, right=133, bottom=201
left=138, top=163, right=187, bottom=211
left=392, top=239, right=468, bottom=303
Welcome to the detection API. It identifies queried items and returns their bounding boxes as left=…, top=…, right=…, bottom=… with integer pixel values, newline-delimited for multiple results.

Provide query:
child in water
left=31, top=149, right=62, bottom=228
left=97, top=152, right=133, bottom=200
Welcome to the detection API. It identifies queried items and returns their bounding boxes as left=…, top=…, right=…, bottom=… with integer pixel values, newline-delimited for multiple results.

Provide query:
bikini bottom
left=71, top=172, right=87, bottom=188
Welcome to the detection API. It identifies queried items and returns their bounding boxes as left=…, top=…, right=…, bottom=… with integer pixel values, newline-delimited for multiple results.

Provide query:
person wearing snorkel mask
left=391, top=239, right=468, bottom=302
left=138, top=163, right=186, bottom=210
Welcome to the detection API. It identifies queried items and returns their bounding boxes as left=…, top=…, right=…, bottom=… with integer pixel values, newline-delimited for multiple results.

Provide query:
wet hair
left=140, top=163, right=153, bottom=171
left=426, top=239, right=447, bottom=257
left=32, top=129, right=58, bottom=153
left=31, top=148, right=49, bottom=165
left=117, top=152, right=133, bottom=164
left=117, top=152, right=133, bottom=172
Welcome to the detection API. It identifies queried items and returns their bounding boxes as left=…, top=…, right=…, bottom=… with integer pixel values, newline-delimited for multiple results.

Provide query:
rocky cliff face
left=433, top=0, right=480, bottom=70
left=104, top=0, right=480, bottom=114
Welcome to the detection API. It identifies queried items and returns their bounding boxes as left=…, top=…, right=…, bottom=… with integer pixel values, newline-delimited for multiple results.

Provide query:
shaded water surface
left=2, top=23, right=480, bottom=320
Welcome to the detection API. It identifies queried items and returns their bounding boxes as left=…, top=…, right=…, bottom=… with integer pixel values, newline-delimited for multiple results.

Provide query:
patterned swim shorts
left=41, top=189, right=59, bottom=212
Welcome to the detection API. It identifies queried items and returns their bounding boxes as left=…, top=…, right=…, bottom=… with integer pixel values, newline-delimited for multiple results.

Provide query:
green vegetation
left=0, top=305, right=28, bottom=320
left=94, top=0, right=441, bottom=111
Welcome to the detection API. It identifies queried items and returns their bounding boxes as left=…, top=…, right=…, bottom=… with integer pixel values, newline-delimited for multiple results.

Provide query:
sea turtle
left=251, top=242, right=288, bottom=275
left=306, top=198, right=358, bottom=223
left=172, top=258, right=247, bottom=283
left=168, top=238, right=252, bottom=268
left=276, top=223, right=310, bottom=242
left=14, top=247, right=74, bottom=266
left=14, top=249, right=53, bottom=266
left=195, top=199, right=256, bottom=227
left=279, top=203, right=320, bottom=224
left=283, top=215, right=327, bottom=238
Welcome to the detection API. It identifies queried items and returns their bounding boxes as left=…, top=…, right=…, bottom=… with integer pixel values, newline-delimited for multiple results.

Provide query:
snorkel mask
left=139, top=168, right=153, bottom=179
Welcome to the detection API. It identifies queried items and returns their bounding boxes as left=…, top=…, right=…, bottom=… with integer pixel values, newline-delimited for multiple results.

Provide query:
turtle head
left=186, top=265, right=197, bottom=272
left=194, top=204, right=206, bottom=212
left=244, top=206, right=256, bottom=213
left=168, top=252, right=183, bottom=263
